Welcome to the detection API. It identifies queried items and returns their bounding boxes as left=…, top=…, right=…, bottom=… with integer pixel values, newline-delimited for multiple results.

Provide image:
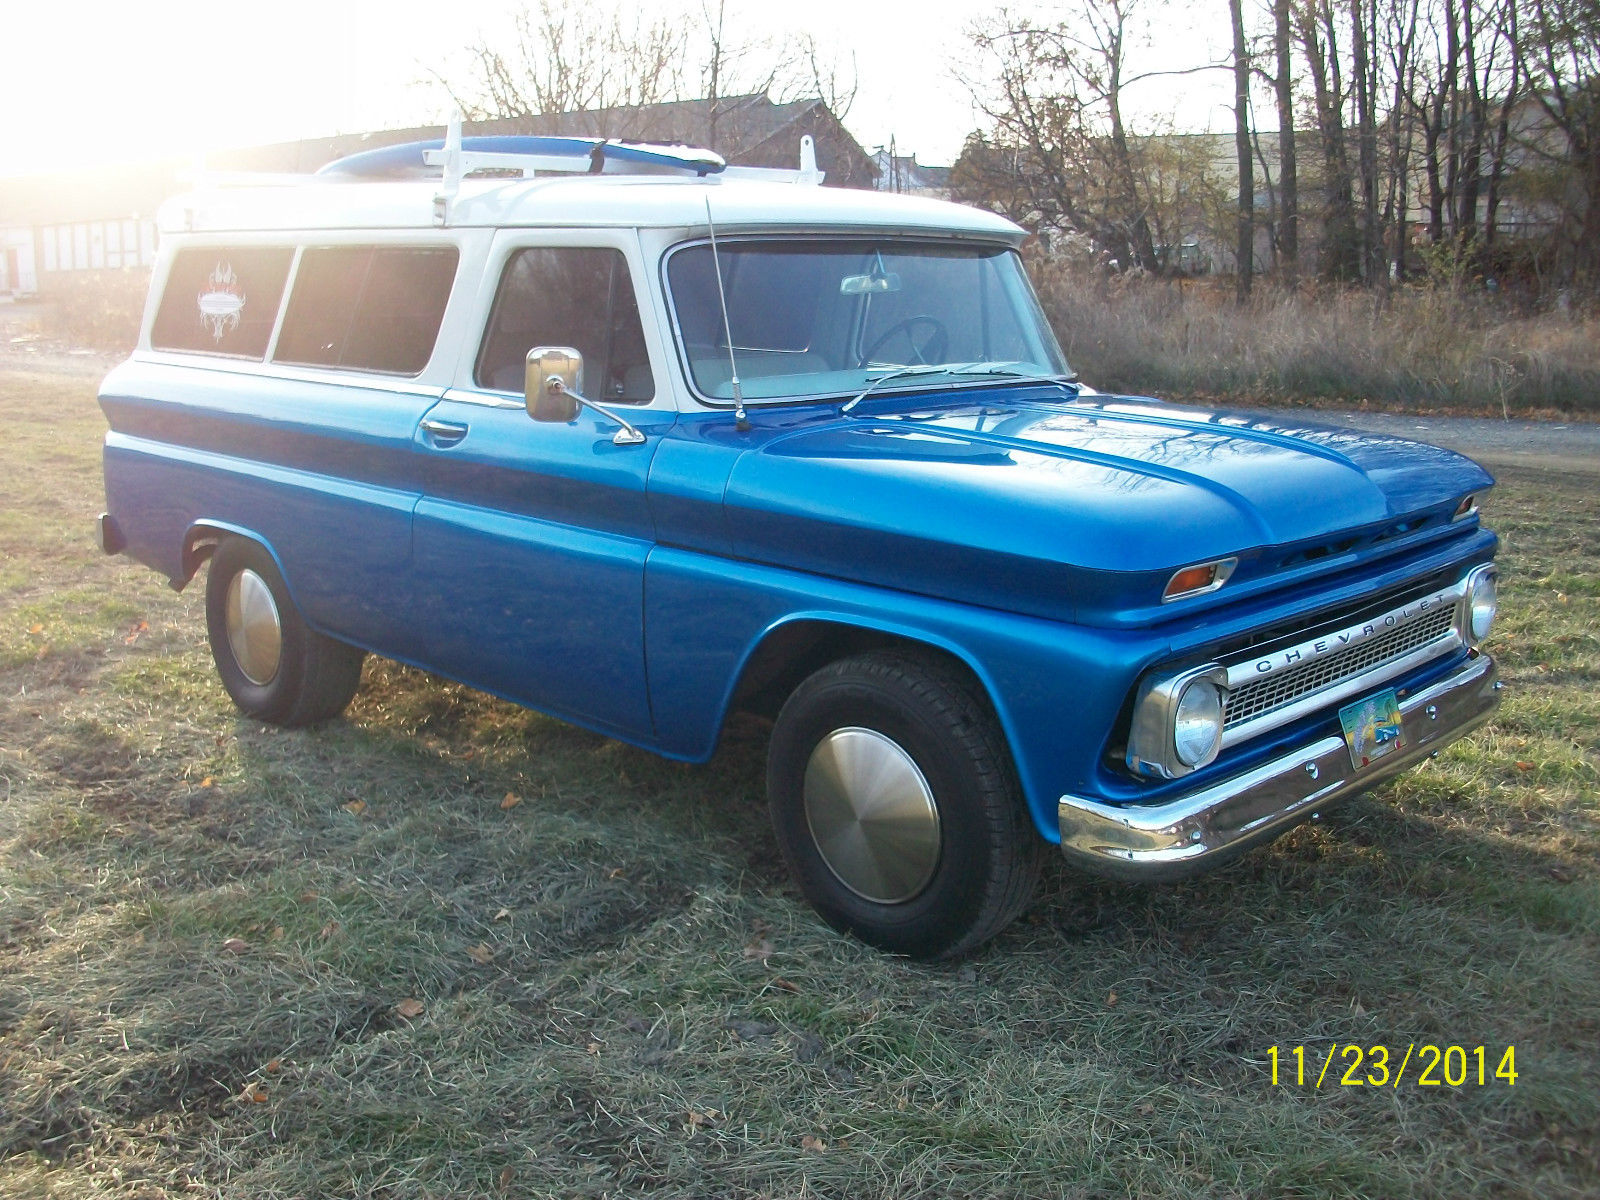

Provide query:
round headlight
left=1173, top=678, right=1225, bottom=767
left=1465, top=568, right=1498, bottom=644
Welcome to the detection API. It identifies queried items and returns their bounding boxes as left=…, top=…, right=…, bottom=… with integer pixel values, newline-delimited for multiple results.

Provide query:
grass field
left=1, top=364, right=1596, bottom=1199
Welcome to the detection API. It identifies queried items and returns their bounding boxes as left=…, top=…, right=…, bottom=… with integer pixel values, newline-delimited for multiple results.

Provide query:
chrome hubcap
left=803, top=727, right=941, bottom=904
left=225, top=569, right=282, bottom=686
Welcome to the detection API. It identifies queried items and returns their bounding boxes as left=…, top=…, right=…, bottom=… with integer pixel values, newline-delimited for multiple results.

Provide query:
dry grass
left=1034, top=262, right=1600, bottom=418
left=1, top=366, right=1597, bottom=1198
left=18, top=271, right=147, bottom=355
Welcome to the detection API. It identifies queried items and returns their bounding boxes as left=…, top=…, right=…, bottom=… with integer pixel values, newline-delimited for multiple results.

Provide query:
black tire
left=767, top=651, right=1044, bottom=959
left=204, top=537, right=365, bottom=727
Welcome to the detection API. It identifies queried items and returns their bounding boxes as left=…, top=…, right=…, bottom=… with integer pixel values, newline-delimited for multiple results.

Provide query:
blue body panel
left=100, top=364, right=432, bottom=647
left=712, top=390, right=1493, bottom=626
left=100, top=361, right=1497, bottom=838
left=405, top=393, right=676, bottom=739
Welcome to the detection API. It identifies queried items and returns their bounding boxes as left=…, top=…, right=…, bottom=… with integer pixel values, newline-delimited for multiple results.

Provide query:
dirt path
left=0, top=302, right=121, bottom=377
left=1243, top=406, right=1600, bottom=474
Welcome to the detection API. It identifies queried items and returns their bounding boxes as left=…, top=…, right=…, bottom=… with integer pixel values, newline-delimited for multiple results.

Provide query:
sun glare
left=2, top=0, right=442, bottom=175
left=3, top=0, right=1228, bottom=179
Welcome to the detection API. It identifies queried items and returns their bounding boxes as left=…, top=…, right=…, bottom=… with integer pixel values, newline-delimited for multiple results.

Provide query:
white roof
left=157, top=175, right=1025, bottom=244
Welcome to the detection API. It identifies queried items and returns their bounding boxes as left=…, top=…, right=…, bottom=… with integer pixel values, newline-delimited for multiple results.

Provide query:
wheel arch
left=726, top=614, right=1025, bottom=773
left=178, top=520, right=300, bottom=607
left=731, top=617, right=993, bottom=716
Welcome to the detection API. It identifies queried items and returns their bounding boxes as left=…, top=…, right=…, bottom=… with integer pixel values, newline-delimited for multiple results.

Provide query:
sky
left=1, top=0, right=1240, bottom=177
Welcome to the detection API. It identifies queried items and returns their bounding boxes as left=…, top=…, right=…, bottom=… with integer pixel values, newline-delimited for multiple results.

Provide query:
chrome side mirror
left=526, top=345, right=582, bottom=422
left=521, top=343, right=649, bottom=446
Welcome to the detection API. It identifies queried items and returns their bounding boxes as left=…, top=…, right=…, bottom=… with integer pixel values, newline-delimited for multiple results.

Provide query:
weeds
left=1034, top=261, right=1600, bottom=417
left=1, top=368, right=1597, bottom=1197
left=29, top=271, right=147, bottom=354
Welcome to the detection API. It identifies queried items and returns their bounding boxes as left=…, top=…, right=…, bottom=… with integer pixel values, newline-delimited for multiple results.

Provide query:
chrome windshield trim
left=682, top=368, right=1080, bottom=414
left=1216, top=577, right=1470, bottom=750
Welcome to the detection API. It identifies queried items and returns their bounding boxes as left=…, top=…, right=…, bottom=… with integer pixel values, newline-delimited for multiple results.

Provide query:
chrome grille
left=1224, top=605, right=1458, bottom=730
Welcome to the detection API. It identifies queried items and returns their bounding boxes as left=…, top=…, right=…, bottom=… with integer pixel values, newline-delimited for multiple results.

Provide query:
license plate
left=1339, top=689, right=1406, bottom=770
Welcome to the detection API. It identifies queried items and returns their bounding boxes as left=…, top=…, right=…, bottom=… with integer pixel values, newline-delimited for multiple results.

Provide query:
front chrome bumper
left=1058, top=652, right=1500, bottom=882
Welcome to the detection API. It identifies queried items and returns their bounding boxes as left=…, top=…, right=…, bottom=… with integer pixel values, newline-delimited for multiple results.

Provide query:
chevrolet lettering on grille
left=1249, top=588, right=1456, bottom=678
left=1218, top=584, right=1468, bottom=749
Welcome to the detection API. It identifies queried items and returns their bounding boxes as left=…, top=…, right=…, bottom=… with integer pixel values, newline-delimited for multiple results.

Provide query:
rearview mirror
left=526, top=346, right=583, bottom=422
left=839, top=271, right=902, bottom=295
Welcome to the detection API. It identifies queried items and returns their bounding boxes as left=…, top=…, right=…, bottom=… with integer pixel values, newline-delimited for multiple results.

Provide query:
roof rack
left=314, top=114, right=824, bottom=225
left=318, top=129, right=727, bottom=182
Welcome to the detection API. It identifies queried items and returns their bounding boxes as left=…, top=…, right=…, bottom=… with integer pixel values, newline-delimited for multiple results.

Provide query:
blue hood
left=714, top=390, right=1494, bottom=624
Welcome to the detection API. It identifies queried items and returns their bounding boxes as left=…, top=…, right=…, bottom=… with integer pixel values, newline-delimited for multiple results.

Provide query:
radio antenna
left=704, top=195, right=749, bottom=432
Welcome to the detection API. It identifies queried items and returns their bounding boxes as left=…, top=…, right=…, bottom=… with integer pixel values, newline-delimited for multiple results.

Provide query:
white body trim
left=158, top=176, right=1024, bottom=244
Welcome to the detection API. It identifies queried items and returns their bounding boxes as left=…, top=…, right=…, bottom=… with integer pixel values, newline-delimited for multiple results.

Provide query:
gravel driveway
left=1240, top=406, right=1600, bottom=474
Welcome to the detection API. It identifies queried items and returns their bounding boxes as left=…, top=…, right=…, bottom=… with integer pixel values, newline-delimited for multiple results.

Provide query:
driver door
left=405, top=233, right=674, bottom=741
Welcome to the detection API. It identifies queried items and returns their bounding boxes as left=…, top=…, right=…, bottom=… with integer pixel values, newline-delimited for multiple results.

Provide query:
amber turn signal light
left=1163, top=557, right=1239, bottom=602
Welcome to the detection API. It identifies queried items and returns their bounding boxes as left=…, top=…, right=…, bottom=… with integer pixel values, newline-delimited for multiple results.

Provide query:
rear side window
left=475, top=247, right=655, bottom=402
left=275, top=246, right=459, bottom=374
left=151, top=246, right=293, bottom=358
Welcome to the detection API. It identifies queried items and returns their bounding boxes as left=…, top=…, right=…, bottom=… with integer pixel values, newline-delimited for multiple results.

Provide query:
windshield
left=664, top=239, right=1069, bottom=404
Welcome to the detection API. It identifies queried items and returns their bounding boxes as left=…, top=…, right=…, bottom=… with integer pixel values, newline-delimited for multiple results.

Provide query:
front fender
left=643, top=545, right=1156, bottom=841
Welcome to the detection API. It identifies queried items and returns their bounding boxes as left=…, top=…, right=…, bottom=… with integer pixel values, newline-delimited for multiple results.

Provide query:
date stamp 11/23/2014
left=1267, top=1044, right=1518, bottom=1088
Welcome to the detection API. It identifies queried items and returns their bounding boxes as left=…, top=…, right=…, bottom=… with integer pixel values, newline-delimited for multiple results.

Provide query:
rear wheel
left=767, top=651, right=1043, bottom=959
left=204, top=537, right=364, bottom=727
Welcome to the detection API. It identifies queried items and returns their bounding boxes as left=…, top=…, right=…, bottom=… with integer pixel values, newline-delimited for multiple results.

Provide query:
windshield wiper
left=840, top=364, right=953, bottom=414
left=840, top=361, right=1077, bottom=415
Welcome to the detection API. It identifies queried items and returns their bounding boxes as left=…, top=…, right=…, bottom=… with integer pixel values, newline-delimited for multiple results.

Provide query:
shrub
left=36, top=269, right=148, bottom=354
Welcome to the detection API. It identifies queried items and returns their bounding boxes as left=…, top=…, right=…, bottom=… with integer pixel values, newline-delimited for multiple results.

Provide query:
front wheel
left=767, top=652, right=1043, bottom=959
left=204, top=537, right=365, bottom=727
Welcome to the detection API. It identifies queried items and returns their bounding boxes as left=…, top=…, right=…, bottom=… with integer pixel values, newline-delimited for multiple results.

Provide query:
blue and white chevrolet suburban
left=97, top=130, right=1501, bottom=958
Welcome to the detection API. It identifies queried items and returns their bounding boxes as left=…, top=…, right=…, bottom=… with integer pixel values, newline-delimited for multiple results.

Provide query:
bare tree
left=1517, top=0, right=1600, bottom=290
left=955, top=0, right=1592, bottom=297
left=1296, top=0, right=1363, bottom=279
left=1380, top=0, right=1422, bottom=280
left=1231, top=0, right=1256, bottom=297
left=442, top=1, right=688, bottom=131
left=953, top=23, right=1107, bottom=243
left=1351, top=0, right=1385, bottom=284
left=1481, top=0, right=1522, bottom=247
left=956, top=1, right=1226, bottom=271
left=700, top=3, right=858, bottom=150
left=439, top=0, right=858, bottom=155
left=699, top=0, right=789, bottom=149
left=1274, top=0, right=1301, bottom=278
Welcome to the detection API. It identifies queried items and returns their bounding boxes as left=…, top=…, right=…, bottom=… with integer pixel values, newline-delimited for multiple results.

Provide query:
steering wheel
left=861, top=315, right=950, bottom=366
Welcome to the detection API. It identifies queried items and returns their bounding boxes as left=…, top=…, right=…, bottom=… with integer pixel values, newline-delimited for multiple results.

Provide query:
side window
left=151, top=246, right=293, bottom=358
left=475, top=247, right=655, bottom=403
left=275, top=246, right=458, bottom=374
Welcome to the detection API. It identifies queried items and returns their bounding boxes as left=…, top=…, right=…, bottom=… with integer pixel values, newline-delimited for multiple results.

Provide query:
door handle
left=420, top=418, right=469, bottom=444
